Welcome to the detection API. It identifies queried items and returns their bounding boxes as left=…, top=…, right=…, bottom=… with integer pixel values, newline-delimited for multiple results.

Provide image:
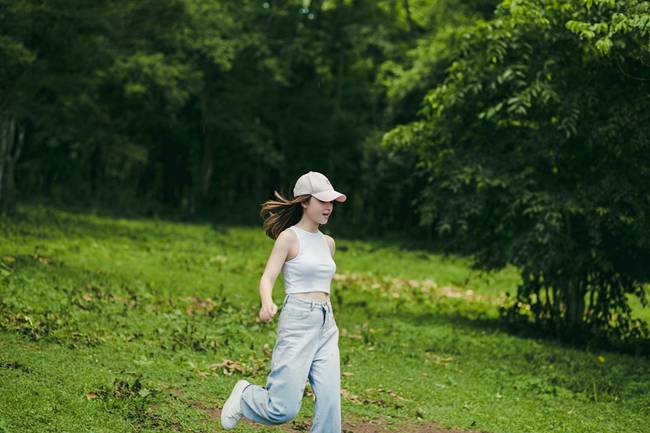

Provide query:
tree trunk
left=334, top=0, right=346, bottom=113
left=335, top=49, right=345, bottom=113
left=191, top=96, right=215, bottom=216
left=0, top=111, right=23, bottom=214
left=566, top=280, right=585, bottom=329
left=0, top=115, right=8, bottom=204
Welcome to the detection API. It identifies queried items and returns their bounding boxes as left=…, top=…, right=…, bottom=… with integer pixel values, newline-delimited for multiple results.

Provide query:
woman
left=221, top=171, right=347, bottom=432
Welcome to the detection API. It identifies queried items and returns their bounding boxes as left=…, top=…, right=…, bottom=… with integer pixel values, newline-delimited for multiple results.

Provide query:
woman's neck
left=295, top=220, right=319, bottom=233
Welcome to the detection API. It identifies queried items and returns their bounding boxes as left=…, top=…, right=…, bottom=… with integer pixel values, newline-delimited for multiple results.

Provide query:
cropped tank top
left=282, top=225, right=336, bottom=294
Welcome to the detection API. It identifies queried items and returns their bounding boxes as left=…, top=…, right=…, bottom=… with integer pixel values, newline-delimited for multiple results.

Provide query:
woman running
left=221, top=170, right=347, bottom=432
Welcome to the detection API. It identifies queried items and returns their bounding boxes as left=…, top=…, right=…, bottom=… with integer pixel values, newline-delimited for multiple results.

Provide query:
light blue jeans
left=240, top=293, right=341, bottom=432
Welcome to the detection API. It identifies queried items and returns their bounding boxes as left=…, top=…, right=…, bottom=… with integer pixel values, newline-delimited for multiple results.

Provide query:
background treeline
left=2, top=0, right=649, bottom=343
left=1, top=0, right=496, bottom=226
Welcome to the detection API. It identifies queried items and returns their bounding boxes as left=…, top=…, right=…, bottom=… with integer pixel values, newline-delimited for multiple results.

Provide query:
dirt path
left=192, top=401, right=490, bottom=433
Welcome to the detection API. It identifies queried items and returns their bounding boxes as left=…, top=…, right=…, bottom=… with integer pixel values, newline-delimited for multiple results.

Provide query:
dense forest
left=2, top=0, right=649, bottom=340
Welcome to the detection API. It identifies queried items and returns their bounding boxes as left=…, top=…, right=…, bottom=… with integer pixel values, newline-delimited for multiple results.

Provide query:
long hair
left=260, top=190, right=311, bottom=239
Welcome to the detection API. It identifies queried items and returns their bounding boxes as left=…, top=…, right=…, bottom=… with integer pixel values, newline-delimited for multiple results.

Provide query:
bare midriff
left=292, top=291, right=329, bottom=301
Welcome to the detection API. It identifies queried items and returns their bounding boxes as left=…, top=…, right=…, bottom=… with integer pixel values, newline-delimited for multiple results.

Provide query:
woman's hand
left=259, top=301, right=278, bottom=323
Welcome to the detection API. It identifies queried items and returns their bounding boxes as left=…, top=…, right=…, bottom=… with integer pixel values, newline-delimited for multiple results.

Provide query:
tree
left=382, top=0, right=650, bottom=340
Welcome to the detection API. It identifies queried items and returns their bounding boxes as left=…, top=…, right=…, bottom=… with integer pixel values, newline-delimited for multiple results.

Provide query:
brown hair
left=260, top=190, right=311, bottom=239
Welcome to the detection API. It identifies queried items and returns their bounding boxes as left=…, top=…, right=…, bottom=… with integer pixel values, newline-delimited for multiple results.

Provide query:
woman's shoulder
left=276, top=226, right=299, bottom=245
left=280, top=226, right=296, bottom=235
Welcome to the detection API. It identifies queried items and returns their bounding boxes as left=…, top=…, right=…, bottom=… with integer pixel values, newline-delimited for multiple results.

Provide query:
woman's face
left=303, top=196, right=334, bottom=225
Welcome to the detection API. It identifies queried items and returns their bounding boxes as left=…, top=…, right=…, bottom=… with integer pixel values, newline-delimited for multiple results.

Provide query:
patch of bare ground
left=191, top=400, right=490, bottom=433
left=333, top=272, right=506, bottom=306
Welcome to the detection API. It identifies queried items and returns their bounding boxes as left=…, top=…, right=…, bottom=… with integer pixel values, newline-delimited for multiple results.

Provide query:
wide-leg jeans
left=239, top=293, right=341, bottom=432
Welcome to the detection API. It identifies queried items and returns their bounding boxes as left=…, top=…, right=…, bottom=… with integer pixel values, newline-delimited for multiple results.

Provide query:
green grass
left=0, top=203, right=648, bottom=433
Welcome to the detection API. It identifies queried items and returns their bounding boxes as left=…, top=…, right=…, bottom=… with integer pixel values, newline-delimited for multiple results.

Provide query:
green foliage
left=1, top=0, right=502, bottom=223
left=382, top=0, right=650, bottom=339
left=565, top=0, right=650, bottom=57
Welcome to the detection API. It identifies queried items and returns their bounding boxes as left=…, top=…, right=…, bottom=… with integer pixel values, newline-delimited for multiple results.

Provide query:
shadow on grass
left=4, top=200, right=452, bottom=255
left=377, top=304, right=650, bottom=358
left=1, top=201, right=234, bottom=244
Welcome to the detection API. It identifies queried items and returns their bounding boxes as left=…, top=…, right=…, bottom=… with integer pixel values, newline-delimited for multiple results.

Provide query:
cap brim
left=312, top=190, right=347, bottom=202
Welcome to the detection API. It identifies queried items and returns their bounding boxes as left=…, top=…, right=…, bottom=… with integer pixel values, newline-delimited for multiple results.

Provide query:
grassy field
left=0, top=204, right=648, bottom=433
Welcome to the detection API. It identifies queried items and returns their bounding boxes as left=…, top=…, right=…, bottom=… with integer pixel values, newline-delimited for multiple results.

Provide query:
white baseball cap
left=293, top=171, right=347, bottom=202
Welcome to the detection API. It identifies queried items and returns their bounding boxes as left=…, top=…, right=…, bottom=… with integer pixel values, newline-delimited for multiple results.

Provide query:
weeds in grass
left=0, top=300, right=105, bottom=348
left=168, top=321, right=220, bottom=352
left=88, top=376, right=178, bottom=430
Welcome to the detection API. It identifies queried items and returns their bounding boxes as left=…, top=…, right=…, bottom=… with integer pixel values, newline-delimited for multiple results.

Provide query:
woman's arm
left=258, top=230, right=294, bottom=322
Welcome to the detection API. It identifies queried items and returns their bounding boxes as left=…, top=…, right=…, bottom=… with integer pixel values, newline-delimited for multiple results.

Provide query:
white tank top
left=282, top=225, right=336, bottom=294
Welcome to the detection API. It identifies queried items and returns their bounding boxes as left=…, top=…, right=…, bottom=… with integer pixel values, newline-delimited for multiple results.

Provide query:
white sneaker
left=220, top=379, right=251, bottom=429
